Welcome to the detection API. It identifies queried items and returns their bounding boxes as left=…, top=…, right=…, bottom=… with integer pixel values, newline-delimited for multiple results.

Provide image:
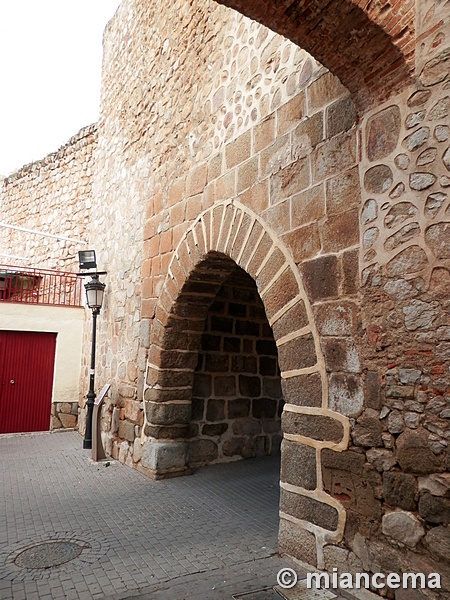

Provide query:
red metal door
left=0, top=331, right=57, bottom=434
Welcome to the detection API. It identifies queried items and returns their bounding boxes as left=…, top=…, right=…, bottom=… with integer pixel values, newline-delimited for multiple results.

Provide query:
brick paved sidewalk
left=0, top=431, right=284, bottom=600
left=0, top=431, right=373, bottom=600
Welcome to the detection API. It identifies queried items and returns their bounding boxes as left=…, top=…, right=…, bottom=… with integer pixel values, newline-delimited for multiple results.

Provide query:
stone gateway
left=1, top=0, right=450, bottom=596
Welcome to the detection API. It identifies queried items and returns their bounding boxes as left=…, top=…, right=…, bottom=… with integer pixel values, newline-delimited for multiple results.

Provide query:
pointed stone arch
left=142, top=200, right=350, bottom=568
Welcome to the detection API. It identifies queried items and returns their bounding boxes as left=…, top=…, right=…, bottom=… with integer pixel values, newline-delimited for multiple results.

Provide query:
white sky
left=0, top=1, right=121, bottom=177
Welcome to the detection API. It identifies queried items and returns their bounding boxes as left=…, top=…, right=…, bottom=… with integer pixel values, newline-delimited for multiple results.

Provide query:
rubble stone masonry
left=3, top=0, right=450, bottom=597
left=0, top=125, right=96, bottom=427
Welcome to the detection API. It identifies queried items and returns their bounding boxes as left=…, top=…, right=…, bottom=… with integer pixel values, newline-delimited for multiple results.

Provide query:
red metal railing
left=0, top=265, right=83, bottom=307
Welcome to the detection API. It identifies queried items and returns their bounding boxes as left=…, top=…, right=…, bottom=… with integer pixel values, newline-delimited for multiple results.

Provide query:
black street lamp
left=78, top=251, right=106, bottom=450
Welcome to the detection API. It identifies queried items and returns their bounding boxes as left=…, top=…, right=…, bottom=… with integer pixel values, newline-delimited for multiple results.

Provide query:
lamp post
left=78, top=251, right=106, bottom=450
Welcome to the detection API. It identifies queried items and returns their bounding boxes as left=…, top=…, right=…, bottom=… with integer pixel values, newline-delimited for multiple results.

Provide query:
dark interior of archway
left=214, top=0, right=413, bottom=107
left=189, top=265, right=284, bottom=468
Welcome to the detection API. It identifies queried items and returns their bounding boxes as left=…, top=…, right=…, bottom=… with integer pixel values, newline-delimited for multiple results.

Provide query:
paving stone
left=0, top=431, right=285, bottom=600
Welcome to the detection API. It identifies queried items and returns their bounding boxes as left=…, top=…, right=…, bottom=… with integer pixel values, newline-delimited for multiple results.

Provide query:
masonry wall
left=90, top=0, right=450, bottom=596
left=0, top=125, right=96, bottom=271
left=190, top=266, right=283, bottom=466
left=2, top=0, right=449, bottom=596
left=0, top=125, right=97, bottom=428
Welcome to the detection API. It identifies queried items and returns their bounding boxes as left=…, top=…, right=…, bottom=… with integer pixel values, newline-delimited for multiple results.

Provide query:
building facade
left=1, top=0, right=450, bottom=595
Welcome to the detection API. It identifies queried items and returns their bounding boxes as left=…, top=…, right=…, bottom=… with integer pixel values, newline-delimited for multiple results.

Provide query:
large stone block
left=141, top=441, right=189, bottom=475
left=425, top=526, right=450, bottom=562
left=328, top=373, right=364, bottom=418
left=396, top=429, right=441, bottom=474
left=278, top=333, right=317, bottom=372
left=281, top=372, right=323, bottom=408
left=419, top=493, right=450, bottom=525
left=321, top=209, right=359, bottom=253
left=312, top=130, right=357, bottom=182
left=301, top=255, right=339, bottom=302
left=352, top=409, right=383, bottom=448
left=322, top=337, right=360, bottom=373
left=382, top=511, right=425, bottom=548
left=280, top=488, right=339, bottom=530
left=272, top=300, right=309, bottom=340
left=280, top=439, right=317, bottom=490
left=282, top=410, right=345, bottom=445
left=118, top=420, right=135, bottom=442
left=146, top=401, right=191, bottom=425
left=366, top=105, right=401, bottom=161
left=383, top=472, right=418, bottom=511
left=189, top=439, right=218, bottom=465
left=261, top=268, right=299, bottom=321
left=278, top=518, right=317, bottom=566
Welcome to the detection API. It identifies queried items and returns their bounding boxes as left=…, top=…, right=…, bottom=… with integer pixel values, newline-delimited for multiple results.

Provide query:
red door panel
left=0, top=331, right=57, bottom=433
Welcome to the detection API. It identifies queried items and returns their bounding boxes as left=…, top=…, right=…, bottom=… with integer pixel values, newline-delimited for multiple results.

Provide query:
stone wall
left=190, top=266, right=283, bottom=466
left=0, top=125, right=96, bottom=428
left=0, top=124, right=96, bottom=271
left=3, top=0, right=450, bottom=596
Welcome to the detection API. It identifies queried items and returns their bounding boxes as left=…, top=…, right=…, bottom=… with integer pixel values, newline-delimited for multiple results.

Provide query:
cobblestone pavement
left=0, top=431, right=363, bottom=600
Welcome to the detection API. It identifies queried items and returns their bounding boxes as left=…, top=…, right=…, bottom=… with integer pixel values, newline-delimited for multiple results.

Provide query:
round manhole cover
left=14, top=540, right=90, bottom=569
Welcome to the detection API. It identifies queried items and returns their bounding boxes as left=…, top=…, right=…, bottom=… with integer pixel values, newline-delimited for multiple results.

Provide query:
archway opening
left=189, top=264, right=283, bottom=467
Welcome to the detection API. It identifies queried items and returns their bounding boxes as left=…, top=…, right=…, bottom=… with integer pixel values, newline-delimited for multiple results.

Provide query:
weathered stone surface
left=402, top=127, right=429, bottom=152
left=282, top=410, right=345, bottom=444
left=314, top=301, right=357, bottom=336
left=278, top=333, right=317, bottom=372
left=361, top=198, right=378, bottom=224
left=386, top=246, right=428, bottom=276
left=323, top=337, right=360, bottom=373
left=364, top=165, right=393, bottom=194
left=406, top=111, right=425, bottom=128
left=420, top=47, right=450, bottom=87
left=59, top=413, right=77, bottom=428
left=407, top=90, right=431, bottom=107
left=366, top=105, right=401, bottom=161
left=280, top=439, right=317, bottom=490
left=403, top=300, right=439, bottom=331
left=119, top=420, right=135, bottom=442
left=141, top=441, right=189, bottom=473
left=425, top=192, right=447, bottom=218
left=385, top=222, right=420, bottom=252
left=426, top=222, right=450, bottom=260
left=203, top=423, right=228, bottom=436
left=419, top=493, right=450, bottom=525
left=409, top=172, right=437, bottom=190
left=281, top=488, right=339, bottom=530
left=382, top=511, right=425, bottom=547
left=383, top=472, right=418, bottom=510
left=425, top=526, right=450, bottom=561
left=352, top=409, right=383, bottom=447
left=189, top=439, right=218, bottom=464
left=281, top=372, right=323, bottom=408
left=387, top=409, right=405, bottom=434
left=301, top=255, right=339, bottom=301
left=395, top=153, right=410, bottom=170
left=366, top=448, right=397, bottom=472
left=327, top=94, right=357, bottom=138
left=146, top=402, right=191, bottom=425
left=418, top=473, right=450, bottom=497
left=384, top=202, right=418, bottom=229
left=278, top=518, right=317, bottom=566
left=417, top=147, right=437, bottom=166
left=396, top=429, right=441, bottom=474
left=329, top=373, right=364, bottom=417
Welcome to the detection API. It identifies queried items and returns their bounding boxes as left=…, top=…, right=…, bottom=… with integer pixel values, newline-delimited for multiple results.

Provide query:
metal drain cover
left=14, top=540, right=89, bottom=569
left=233, top=589, right=283, bottom=600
